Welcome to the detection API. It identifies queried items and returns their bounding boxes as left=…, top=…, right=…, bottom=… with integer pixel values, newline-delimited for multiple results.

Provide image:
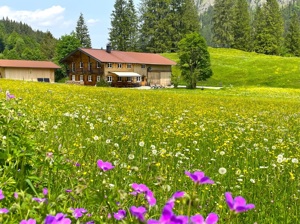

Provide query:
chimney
left=106, top=43, right=112, bottom=53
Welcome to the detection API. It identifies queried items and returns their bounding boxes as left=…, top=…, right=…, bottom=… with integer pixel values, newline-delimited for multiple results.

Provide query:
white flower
left=128, top=154, right=135, bottom=160
left=2, top=136, right=6, bottom=140
left=93, top=135, right=99, bottom=141
left=150, top=145, right=156, bottom=150
left=237, top=178, right=243, bottom=182
left=219, top=151, right=225, bottom=156
left=277, top=158, right=283, bottom=163
left=218, top=167, right=227, bottom=175
left=114, top=143, right=119, bottom=148
left=139, top=141, right=145, bottom=147
left=292, top=158, right=298, bottom=164
left=250, top=179, right=255, bottom=183
left=106, top=139, right=111, bottom=144
left=193, top=141, right=197, bottom=145
left=152, top=150, right=158, bottom=155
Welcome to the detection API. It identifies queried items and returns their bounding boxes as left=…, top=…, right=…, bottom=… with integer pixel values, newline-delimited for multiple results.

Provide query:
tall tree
left=253, top=0, right=284, bottom=55
left=139, top=0, right=172, bottom=53
left=109, top=0, right=138, bottom=51
left=232, top=0, right=251, bottom=51
left=167, top=0, right=200, bottom=52
left=75, top=13, right=92, bottom=48
left=284, top=12, right=300, bottom=56
left=178, top=32, right=212, bottom=89
left=212, top=0, right=235, bottom=48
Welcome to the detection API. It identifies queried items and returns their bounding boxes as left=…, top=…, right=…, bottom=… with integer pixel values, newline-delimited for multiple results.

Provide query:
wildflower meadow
left=0, top=79, right=299, bottom=223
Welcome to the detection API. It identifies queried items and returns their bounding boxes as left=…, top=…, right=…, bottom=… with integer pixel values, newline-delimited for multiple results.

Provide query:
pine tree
left=253, top=0, right=284, bottom=55
left=75, top=13, right=92, bottom=48
left=284, top=12, right=300, bottom=56
left=212, top=0, right=235, bottom=48
left=232, top=0, right=251, bottom=51
left=139, top=0, right=172, bottom=53
left=109, top=0, right=138, bottom=51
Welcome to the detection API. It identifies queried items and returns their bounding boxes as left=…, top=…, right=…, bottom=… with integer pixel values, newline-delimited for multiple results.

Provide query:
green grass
left=162, top=48, right=300, bottom=88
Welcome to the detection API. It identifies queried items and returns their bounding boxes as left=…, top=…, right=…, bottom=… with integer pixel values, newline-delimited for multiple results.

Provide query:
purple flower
left=225, top=192, right=255, bottom=213
left=65, top=189, right=72, bottom=193
left=85, top=222, right=94, bottom=224
left=0, top=208, right=9, bottom=214
left=0, top=189, right=4, bottom=200
left=130, top=206, right=147, bottom=222
left=71, top=208, right=87, bottom=219
left=32, top=197, right=47, bottom=203
left=185, top=171, right=214, bottom=184
left=113, top=209, right=126, bottom=220
left=167, top=191, right=185, bottom=208
left=145, top=190, right=157, bottom=206
left=131, top=183, right=149, bottom=195
left=20, top=219, right=36, bottom=224
left=148, top=203, right=174, bottom=224
left=170, top=215, right=189, bottom=224
left=190, top=213, right=219, bottom=224
left=97, top=160, right=114, bottom=171
left=43, top=188, right=48, bottom=196
left=14, top=192, right=19, bottom=199
left=45, top=213, right=71, bottom=224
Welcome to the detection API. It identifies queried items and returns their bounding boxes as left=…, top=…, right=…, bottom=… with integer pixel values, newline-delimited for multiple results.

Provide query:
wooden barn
left=60, top=45, right=176, bottom=87
left=0, top=59, right=60, bottom=83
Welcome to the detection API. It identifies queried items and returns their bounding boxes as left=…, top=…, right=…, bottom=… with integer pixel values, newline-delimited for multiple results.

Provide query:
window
left=88, top=62, right=92, bottom=71
left=141, top=64, right=146, bottom=69
left=97, top=62, right=101, bottom=68
left=118, top=63, right=122, bottom=68
left=127, top=64, right=132, bottom=69
left=72, top=75, right=75, bottom=81
left=88, top=75, right=92, bottom=82
left=97, top=76, right=101, bottom=82
left=107, top=76, right=112, bottom=82
left=80, top=62, right=83, bottom=68
left=80, top=75, right=83, bottom=81
left=118, top=76, right=122, bottom=82
left=136, top=76, right=141, bottom=82
left=127, top=77, right=132, bottom=82
left=107, top=63, right=112, bottom=68
left=72, top=62, right=75, bottom=72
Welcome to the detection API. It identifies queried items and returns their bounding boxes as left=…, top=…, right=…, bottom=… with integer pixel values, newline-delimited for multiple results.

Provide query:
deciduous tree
left=178, top=32, right=212, bottom=89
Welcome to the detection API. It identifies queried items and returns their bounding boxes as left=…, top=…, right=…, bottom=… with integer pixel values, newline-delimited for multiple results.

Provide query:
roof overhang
left=111, top=72, right=141, bottom=77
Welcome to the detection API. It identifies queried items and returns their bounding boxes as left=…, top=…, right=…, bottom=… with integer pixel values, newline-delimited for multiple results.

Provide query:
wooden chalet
left=60, top=45, right=176, bottom=87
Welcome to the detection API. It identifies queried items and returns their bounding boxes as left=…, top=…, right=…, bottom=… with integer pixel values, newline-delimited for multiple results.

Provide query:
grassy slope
left=162, top=48, right=300, bottom=88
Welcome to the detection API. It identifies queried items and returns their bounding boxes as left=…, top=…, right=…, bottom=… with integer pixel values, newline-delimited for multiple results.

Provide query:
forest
left=1, top=0, right=300, bottom=71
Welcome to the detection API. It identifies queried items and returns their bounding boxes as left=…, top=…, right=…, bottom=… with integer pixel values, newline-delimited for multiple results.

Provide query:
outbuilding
left=0, top=59, right=60, bottom=83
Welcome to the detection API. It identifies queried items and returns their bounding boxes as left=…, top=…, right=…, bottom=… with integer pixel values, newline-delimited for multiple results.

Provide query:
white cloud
left=87, top=18, right=99, bottom=26
left=0, top=5, right=66, bottom=28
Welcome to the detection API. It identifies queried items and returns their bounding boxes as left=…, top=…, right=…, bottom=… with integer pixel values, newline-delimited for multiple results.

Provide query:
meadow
left=0, top=79, right=300, bottom=223
left=163, top=48, right=300, bottom=88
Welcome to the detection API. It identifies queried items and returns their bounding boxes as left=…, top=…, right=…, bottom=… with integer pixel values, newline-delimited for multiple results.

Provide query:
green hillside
left=162, top=48, right=300, bottom=88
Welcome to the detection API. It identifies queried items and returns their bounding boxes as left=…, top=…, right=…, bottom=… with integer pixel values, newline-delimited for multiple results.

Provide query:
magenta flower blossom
left=190, top=213, right=219, bottom=224
left=5, top=91, right=15, bottom=100
left=20, top=219, right=36, bottom=224
left=45, top=213, right=71, bottom=224
left=32, top=197, right=47, bottom=203
left=0, top=189, right=5, bottom=200
left=43, top=188, right=48, bottom=196
left=71, top=208, right=87, bottom=219
left=131, top=183, right=156, bottom=206
left=113, top=209, right=126, bottom=220
left=14, top=192, right=19, bottom=199
left=145, top=190, right=156, bottom=206
left=0, top=208, right=9, bottom=214
left=130, top=206, right=147, bottom=222
left=167, top=191, right=185, bottom=208
left=97, top=160, right=114, bottom=171
left=225, top=192, right=255, bottom=213
left=185, top=171, right=214, bottom=184
left=131, top=183, right=149, bottom=195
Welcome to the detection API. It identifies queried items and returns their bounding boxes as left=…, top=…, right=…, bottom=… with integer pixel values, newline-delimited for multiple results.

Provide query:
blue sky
left=0, top=0, right=139, bottom=49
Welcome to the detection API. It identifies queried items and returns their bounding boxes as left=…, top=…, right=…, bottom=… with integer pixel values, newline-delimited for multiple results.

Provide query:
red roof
left=0, top=59, right=60, bottom=69
left=78, top=48, right=177, bottom=65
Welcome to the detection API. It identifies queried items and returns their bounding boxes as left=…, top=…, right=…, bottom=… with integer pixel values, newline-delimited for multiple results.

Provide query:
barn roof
left=0, top=59, right=60, bottom=69
left=61, top=48, right=177, bottom=66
